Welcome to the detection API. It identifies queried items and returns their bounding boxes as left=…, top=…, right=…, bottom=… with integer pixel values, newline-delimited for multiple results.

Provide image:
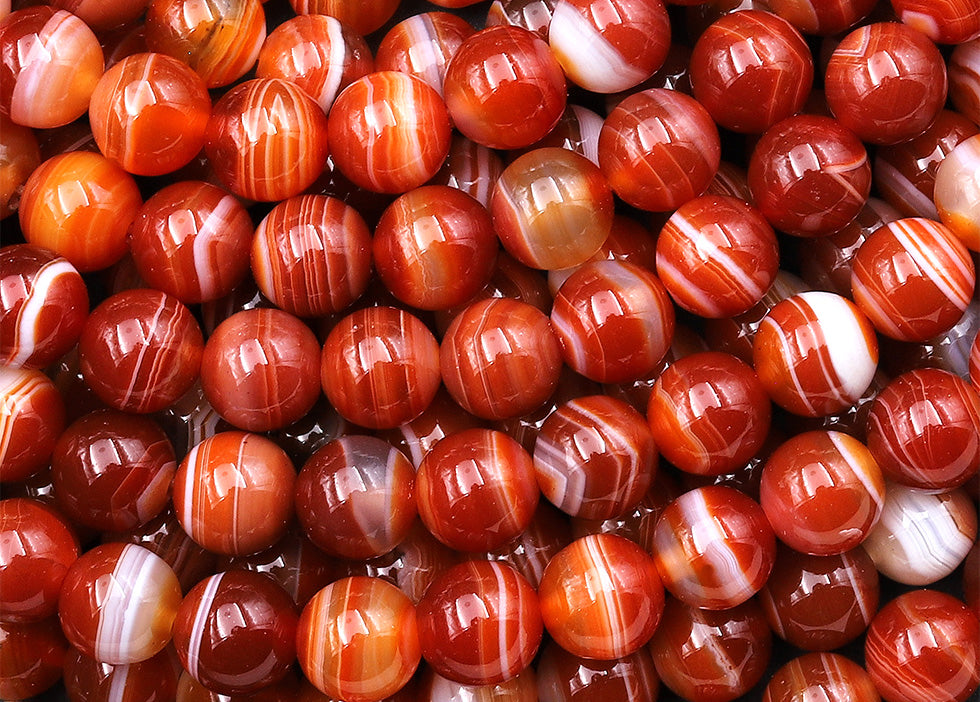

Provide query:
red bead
left=257, top=14, right=374, bottom=113
left=297, top=576, right=420, bottom=701
left=690, top=10, right=813, bottom=134
left=536, top=640, right=659, bottom=701
left=486, top=0, right=557, bottom=39
left=0, top=115, right=40, bottom=218
left=441, top=298, right=563, bottom=420
left=851, top=217, right=975, bottom=342
left=443, top=26, right=567, bottom=150
left=651, top=485, right=776, bottom=609
left=0, top=367, right=65, bottom=484
left=19, top=151, right=142, bottom=272
left=52, top=409, right=176, bottom=532
left=419, top=666, right=537, bottom=702
left=764, top=0, right=878, bottom=35
left=935, top=133, right=980, bottom=252
left=128, top=181, right=253, bottom=305
left=752, top=291, right=879, bottom=417
left=428, top=133, right=504, bottom=208
left=172, top=570, right=298, bottom=695
left=205, top=78, right=328, bottom=202
left=58, top=542, right=181, bottom=664
left=288, top=0, right=401, bottom=36
left=63, top=646, right=181, bottom=702
left=145, top=0, right=265, bottom=88
left=321, top=306, right=441, bottom=430
left=374, top=185, right=498, bottom=311
left=377, top=387, right=486, bottom=468
left=825, top=22, right=947, bottom=146
left=479, top=501, right=571, bottom=588
left=950, top=39, right=980, bottom=126
left=891, top=0, right=980, bottom=44
left=972, top=328, right=980, bottom=391
left=173, top=431, right=296, bottom=557
left=328, top=71, right=451, bottom=194
left=376, top=12, right=474, bottom=97
left=865, top=589, right=980, bottom=702
left=0, top=498, right=79, bottom=623
left=0, top=617, right=69, bottom=700
left=763, top=652, right=880, bottom=702
left=0, top=7, right=104, bottom=129
left=176, top=669, right=301, bottom=701
left=598, top=88, right=720, bottom=212
left=295, top=435, right=417, bottom=560
left=417, top=560, right=542, bottom=684
left=417, top=428, right=538, bottom=552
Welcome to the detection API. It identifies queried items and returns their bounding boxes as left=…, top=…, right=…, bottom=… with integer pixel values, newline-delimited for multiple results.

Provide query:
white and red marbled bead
left=376, top=11, right=474, bottom=97
left=936, top=133, right=980, bottom=253
left=0, top=366, right=65, bottom=484
left=752, top=291, right=879, bottom=417
left=951, top=38, right=980, bottom=125
left=890, top=0, right=980, bottom=44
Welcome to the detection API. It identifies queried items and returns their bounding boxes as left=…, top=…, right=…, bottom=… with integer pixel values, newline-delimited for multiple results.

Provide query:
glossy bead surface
left=88, top=52, right=210, bottom=176
left=376, top=12, right=474, bottom=97
left=205, top=78, right=328, bottom=201
left=0, top=498, right=78, bottom=623
left=865, top=589, right=980, bottom=702
left=18, top=151, right=141, bottom=272
left=486, top=0, right=557, bottom=38
left=891, top=0, right=980, bottom=44
left=752, top=291, right=879, bottom=417
left=862, top=483, right=977, bottom=585
left=825, top=22, right=947, bottom=145
left=0, top=617, right=68, bottom=700
left=288, top=0, right=401, bottom=36
left=321, top=306, right=441, bottom=430
left=374, top=185, right=497, bottom=310
left=651, top=485, right=775, bottom=609
left=690, top=10, right=812, bottom=134
left=172, top=570, right=298, bottom=695
left=58, top=542, right=181, bottom=665
left=763, top=652, right=881, bottom=702
left=173, top=431, right=296, bottom=556
left=429, top=133, right=504, bottom=208
left=760, top=545, right=879, bottom=651
left=935, top=133, right=980, bottom=252
left=417, top=560, right=542, bottom=684
left=0, top=115, right=40, bottom=219
left=648, top=351, right=771, bottom=476
left=328, top=71, right=451, bottom=194
left=536, top=641, right=659, bottom=701
left=0, top=7, right=104, bottom=129
left=52, top=410, right=176, bottom=532
left=551, top=260, right=675, bottom=384
left=441, top=298, right=563, bottom=420
left=295, top=435, right=416, bottom=560
left=145, top=0, right=265, bottom=88
left=417, top=428, right=538, bottom=552
left=0, top=367, right=65, bottom=484
left=950, top=39, right=980, bottom=126
left=79, top=289, right=203, bottom=414
left=0, top=244, right=87, bottom=369
left=62, top=646, right=181, bottom=702
left=599, top=88, right=720, bottom=212
left=443, top=26, right=567, bottom=150
left=765, top=0, right=878, bottom=35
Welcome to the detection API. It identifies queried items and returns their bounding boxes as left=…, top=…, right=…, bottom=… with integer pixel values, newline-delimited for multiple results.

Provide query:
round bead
left=62, top=646, right=182, bottom=702
left=763, top=652, right=881, bottom=702
left=865, top=589, right=980, bottom=702
left=536, top=641, right=659, bottom=701
left=287, top=0, right=401, bottom=36
left=825, top=22, right=948, bottom=145
left=0, top=618, right=69, bottom=700
left=0, top=115, right=41, bottom=219
left=890, top=0, right=980, bottom=44
left=419, top=666, right=537, bottom=702
left=443, top=26, right=567, bottom=150
left=950, top=39, right=980, bottom=126
left=417, top=560, right=542, bottom=684
left=651, top=485, right=776, bottom=609
left=486, top=0, right=557, bottom=38
left=430, top=133, right=505, bottom=208
left=376, top=11, right=474, bottom=97
left=173, top=431, right=296, bottom=556
left=295, top=435, right=417, bottom=560
left=204, top=78, right=328, bottom=201
left=764, top=0, right=878, bottom=35
left=172, top=570, right=298, bottom=695
left=0, top=367, right=65, bottom=484
left=79, top=289, right=203, bottom=414
left=321, top=306, right=441, bottom=430
left=648, top=351, right=771, bottom=476
left=328, top=71, right=451, bottom=194
left=752, top=290, right=879, bottom=417
left=297, top=576, right=420, bottom=702
left=936, top=133, right=980, bottom=252
left=598, top=88, right=720, bottom=212
left=58, top=543, right=181, bottom=665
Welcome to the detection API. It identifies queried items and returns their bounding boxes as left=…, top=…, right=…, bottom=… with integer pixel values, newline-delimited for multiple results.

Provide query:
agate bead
left=0, top=115, right=40, bottom=219
left=890, top=0, right=980, bottom=45
left=419, top=666, right=538, bottom=702
left=950, top=39, right=980, bottom=126
left=288, top=0, right=401, bottom=36
left=763, top=652, right=881, bottom=702
left=376, top=11, right=474, bottom=97
left=62, top=646, right=181, bottom=702
left=0, top=368, right=64, bottom=484
left=0, top=618, right=69, bottom=701
left=764, top=0, right=878, bottom=35
left=429, top=133, right=505, bottom=208
left=486, top=0, right=557, bottom=38
left=535, top=642, right=660, bottom=702
left=935, top=133, right=980, bottom=252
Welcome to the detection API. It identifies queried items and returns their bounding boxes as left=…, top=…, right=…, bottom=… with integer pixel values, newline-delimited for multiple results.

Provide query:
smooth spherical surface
left=0, top=618, right=69, bottom=700
left=536, top=641, right=660, bottom=702
left=62, top=646, right=182, bottom=702
left=936, top=133, right=980, bottom=252
left=763, top=652, right=881, bottom=702
left=891, top=0, right=980, bottom=45
left=375, top=11, right=474, bottom=97
left=0, top=367, right=65, bottom=483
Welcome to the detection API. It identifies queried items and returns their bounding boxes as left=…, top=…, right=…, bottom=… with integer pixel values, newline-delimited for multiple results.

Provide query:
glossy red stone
left=377, top=387, right=485, bottom=468
left=763, top=652, right=881, bottom=702
left=63, top=646, right=182, bottom=702
left=428, top=133, right=504, bottom=208
left=866, top=589, right=980, bottom=702
left=760, top=544, right=879, bottom=651
left=257, top=14, right=373, bottom=113
left=295, top=435, right=416, bottom=560
left=288, top=0, right=401, bottom=36
left=328, top=71, right=451, bottom=194
left=690, top=10, right=813, bottom=134
left=18, top=151, right=142, bottom=272
left=598, top=88, right=720, bottom=212
left=321, top=306, right=441, bottom=430
left=172, top=570, right=298, bottom=695
left=851, top=217, right=975, bottom=342
left=443, top=26, right=567, bottom=150
left=376, top=12, right=474, bottom=97
left=950, top=39, right=980, bottom=126
left=648, top=597, right=772, bottom=702
left=58, top=542, right=181, bottom=664
left=145, top=0, right=265, bottom=88
left=748, top=114, right=871, bottom=237
left=417, top=560, right=542, bottom=684
left=891, top=0, right=980, bottom=44
left=0, top=367, right=65, bottom=484
left=0, top=617, right=69, bottom=701
left=536, top=641, right=658, bottom=701
left=441, top=298, right=563, bottom=420
left=477, top=501, right=571, bottom=589
left=297, top=576, right=420, bottom=702
left=486, top=0, right=557, bottom=38
left=418, top=666, right=537, bottom=702
left=52, top=409, right=176, bottom=532
left=752, top=291, right=879, bottom=417
left=175, top=669, right=301, bottom=701
left=0, top=115, right=40, bottom=219
left=551, top=260, right=675, bottom=384
left=0, top=244, right=87, bottom=369
left=416, top=428, right=538, bottom=552
left=935, top=133, right=980, bottom=252
left=173, top=431, right=296, bottom=557
left=765, top=0, right=878, bottom=35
